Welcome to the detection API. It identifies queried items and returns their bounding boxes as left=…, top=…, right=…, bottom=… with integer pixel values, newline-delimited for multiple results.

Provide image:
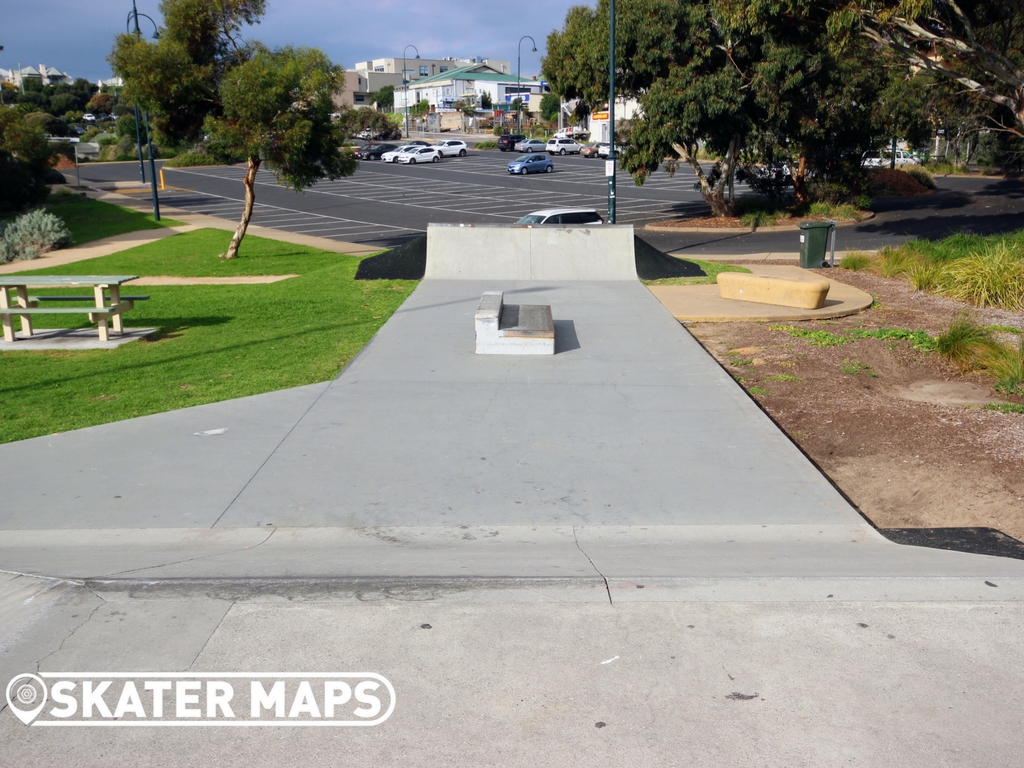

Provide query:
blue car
left=507, top=154, right=554, bottom=175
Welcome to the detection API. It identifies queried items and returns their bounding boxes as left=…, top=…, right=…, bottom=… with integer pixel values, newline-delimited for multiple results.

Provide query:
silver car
left=514, top=138, right=547, bottom=153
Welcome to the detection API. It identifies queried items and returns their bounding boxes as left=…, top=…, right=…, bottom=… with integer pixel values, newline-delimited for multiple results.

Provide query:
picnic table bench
left=0, top=275, right=145, bottom=343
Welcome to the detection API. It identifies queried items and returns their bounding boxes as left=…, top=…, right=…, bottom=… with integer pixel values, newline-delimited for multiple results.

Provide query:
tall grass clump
left=903, top=165, right=936, bottom=189
left=876, top=247, right=921, bottom=278
left=839, top=251, right=874, bottom=271
left=984, top=337, right=1024, bottom=396
left=936, top=242, right=1024, bottom=310
left=934, top=316, right=1001, bottom=370
left=907, top=261, right=943, bottom=291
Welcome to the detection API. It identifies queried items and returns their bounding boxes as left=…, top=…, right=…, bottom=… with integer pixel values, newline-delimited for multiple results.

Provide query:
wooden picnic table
left=0, top=275, right=141, bottom=343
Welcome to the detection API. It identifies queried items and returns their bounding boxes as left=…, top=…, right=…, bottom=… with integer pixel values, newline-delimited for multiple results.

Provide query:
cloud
left=0, top=0, right=577, bottom=82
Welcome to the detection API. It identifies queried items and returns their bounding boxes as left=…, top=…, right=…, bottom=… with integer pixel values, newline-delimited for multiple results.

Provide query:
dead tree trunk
left=223, top=156, right=261, bottom=260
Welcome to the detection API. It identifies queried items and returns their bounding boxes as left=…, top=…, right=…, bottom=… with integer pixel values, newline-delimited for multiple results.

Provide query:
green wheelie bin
left=798, top=221, right=834, bottom=268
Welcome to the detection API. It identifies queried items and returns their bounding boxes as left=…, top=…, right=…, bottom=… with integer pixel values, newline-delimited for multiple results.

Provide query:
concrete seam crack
left=187, top=601, right=235, bottom=671
left=102, top=528, right=278, bottom=578
left=35, top=591, right=105, bottom=674
left=210, top=382, right=335, bottom=528
left=573, top=526, right=612, bottom=605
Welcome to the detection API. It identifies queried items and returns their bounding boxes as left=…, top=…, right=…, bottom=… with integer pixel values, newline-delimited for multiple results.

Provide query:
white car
left=435, top=140, right=468, bottom=157
left=381, top=145, right=422, bottom=163
left=553, top=127, right=589, bottom=140
left=515, top=208, right=604, bottom=225
left=862, top=149, right=919, bottom=168
left=82, top=113, right=97, bottom=123
left=546, top=138, right=583, bottom=155
left=397, top=146, right=442, bottom=164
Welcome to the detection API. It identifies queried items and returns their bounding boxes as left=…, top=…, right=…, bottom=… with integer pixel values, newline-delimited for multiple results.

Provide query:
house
left=3, top=65, right=73, bottom=87
left=394, top=63, right=546, bottom=113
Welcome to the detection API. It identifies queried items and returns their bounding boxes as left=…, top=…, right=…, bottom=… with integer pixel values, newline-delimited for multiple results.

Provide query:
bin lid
left=798, top=221, right=834, bottom=230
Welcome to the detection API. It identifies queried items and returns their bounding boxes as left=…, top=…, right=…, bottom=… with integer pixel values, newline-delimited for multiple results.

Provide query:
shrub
left=903, top=165, right=936, bottom=189
left=0, top=209, right=72, bottom=263
left=936, top=242, right=1024, bottom=310
left=839, top=251, right=873, bottom=271
left=163, top=152, right=225, bottom=167
left=473, top=141, right=498, bottom=150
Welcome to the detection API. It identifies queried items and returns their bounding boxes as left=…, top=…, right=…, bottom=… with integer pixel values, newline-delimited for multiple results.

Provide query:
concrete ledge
left=475, top=291, right=554, bottom=355
left=717, top=271, right=830, bottom=309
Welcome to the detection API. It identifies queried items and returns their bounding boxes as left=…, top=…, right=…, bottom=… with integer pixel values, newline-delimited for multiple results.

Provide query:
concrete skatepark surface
left=2, top=224, right=1022, bottom=765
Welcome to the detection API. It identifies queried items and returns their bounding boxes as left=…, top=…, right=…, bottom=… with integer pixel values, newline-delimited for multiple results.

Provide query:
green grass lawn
left=45, top=195, right=182, bottom=246
left=0, top=228, right=417, bottom=443
left=644, top=259, right=750, bottom=286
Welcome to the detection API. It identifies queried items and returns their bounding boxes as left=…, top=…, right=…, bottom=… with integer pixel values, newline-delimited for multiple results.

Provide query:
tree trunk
left=671, top=135, right=739, bottom=218
left=793, top=152, right=810, bottom=206
left=223, top=156, right=261, bottom=260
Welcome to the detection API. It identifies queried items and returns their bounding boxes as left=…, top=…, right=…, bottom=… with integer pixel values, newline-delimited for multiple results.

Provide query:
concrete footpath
left=1, top=224, right=1022, bottom=766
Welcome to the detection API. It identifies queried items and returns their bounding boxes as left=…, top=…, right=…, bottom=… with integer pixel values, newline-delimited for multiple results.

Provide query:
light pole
left=607, top=0, right=616, bottom=224
left=516, top=36, right=537, bottom=135
left=126, top=0, right=160, bottom=220
left=403, top=45, right=419, bottom=138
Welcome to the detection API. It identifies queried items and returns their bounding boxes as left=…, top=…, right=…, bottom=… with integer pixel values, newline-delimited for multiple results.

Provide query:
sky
left=0, top=0, right=580, bottom=84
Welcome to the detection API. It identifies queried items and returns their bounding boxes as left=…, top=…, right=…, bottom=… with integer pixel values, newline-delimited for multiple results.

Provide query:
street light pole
left=516, top=36, right=537, bottom=135
left=403, top=45, right=419, bottom=138
left=607, top=0, right=616, bottom=224
left=127, top=0, right=160, bottom=220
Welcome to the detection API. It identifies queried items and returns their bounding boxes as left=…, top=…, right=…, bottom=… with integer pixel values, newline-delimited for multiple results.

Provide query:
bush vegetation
left=0, top=209, right=71, bottom=262
left=838, top=230, right=1024, bottom=311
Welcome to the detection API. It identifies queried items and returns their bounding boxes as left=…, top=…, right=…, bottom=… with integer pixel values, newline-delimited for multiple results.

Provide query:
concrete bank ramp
left=424, top=224, right=638, bottom=281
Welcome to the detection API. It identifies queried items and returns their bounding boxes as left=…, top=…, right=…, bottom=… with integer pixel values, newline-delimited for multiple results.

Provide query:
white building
left=2, top=64, right=73, bottom=87
left=394, top=63, right=545, bottom=113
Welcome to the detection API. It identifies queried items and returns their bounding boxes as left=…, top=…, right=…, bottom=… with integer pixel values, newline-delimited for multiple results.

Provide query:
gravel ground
left=686, top=267, right=1024, bottom=540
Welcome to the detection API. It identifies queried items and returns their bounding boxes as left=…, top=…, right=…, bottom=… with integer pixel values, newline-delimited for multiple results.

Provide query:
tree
left=480, top=92, right=493, bottom=110
left=0, top=110, right=54, bottom=211
left=335, top=107, right=401, bottom=140
left=826, top=1, right=1024, bottom=137
left=373, top=84, right=394, bottom=111
left=208, top=45, right=356, bottom=258
left=546, top=0, right=751, bottom=216
left=87, top=93, right=115, bottom=114
left=540, top=92, right=560, bottom=122
left=110, top=0, right=267, bottom=143
left=111, top=1, right=356, bottom=258
left=410, top=99, right=430, bottom=118
left=458, top=96, right=477, bottom=117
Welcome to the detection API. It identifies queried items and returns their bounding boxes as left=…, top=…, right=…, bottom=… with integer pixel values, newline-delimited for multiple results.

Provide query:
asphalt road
left=74, top=153, right=1024, bottom=254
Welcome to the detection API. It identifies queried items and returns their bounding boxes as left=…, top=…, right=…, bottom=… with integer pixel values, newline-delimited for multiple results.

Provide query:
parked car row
left=355, top=140, right=469, bottom=162
left=862, top=149, right=920, bottom=168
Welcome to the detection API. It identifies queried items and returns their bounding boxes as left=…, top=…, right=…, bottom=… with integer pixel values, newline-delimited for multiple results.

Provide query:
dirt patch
left=869, top=168, right=930, bottom=196
left=686, top=269, right=1024, bottom=540
left=647, top=212, right=869, bottom=230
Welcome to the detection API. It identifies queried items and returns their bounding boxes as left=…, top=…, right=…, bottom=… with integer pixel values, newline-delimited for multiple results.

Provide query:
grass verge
left=0, top=228, right=416, bottom=443
left=644, top=259, right=749, bottom=286
left=44, top=194, right=182, bottom=246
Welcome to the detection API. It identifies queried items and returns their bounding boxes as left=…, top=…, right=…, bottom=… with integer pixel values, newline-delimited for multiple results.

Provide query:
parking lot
left=116, top=151, right=741, bottom=247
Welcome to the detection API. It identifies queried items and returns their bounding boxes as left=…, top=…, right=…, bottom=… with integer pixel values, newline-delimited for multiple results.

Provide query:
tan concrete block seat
left=717, top=271, right=830, bottom=310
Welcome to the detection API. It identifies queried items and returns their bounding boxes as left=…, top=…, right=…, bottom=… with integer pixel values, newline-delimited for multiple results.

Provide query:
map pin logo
left=6, top=674, right=48, bottom=725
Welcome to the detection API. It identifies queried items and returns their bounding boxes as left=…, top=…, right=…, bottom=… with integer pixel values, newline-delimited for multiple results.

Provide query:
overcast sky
left=1, top=0, right=580, bottom=83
